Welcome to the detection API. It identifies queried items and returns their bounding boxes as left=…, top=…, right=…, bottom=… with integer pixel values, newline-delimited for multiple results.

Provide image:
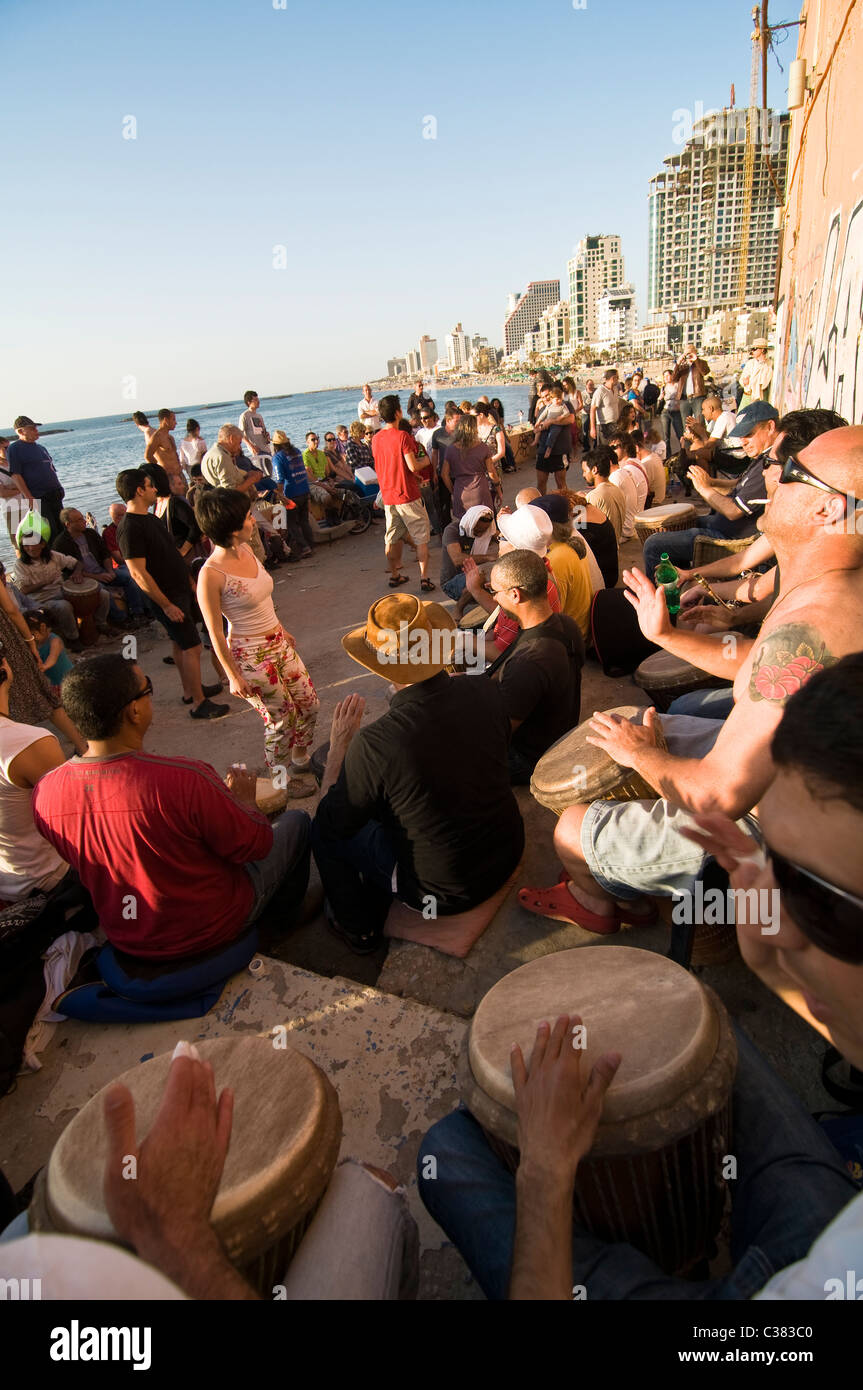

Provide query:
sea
left=1, top=384, right=534, bottom=560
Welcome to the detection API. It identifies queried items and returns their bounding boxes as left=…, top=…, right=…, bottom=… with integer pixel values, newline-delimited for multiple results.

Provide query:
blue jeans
left=101, top=563, right=146, bottom=620
left=668, top=686, right=735, bottom=720
left=442, top=572, right=468, bottom=601
left=311, top=816, right=397, bottom=937
left=418, top=1026, right=857, bottom=1300
left=643, top=524, right=729, bottom=581
left=243, top=810, right=311, bottom=925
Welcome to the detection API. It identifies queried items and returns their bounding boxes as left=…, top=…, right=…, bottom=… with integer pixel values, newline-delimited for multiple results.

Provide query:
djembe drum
left=460, top=946, right=737, bottom=1274
left=633, top=650, right=730, bottom=712
left=507, top=423, right=536, bottom=466
left=62, top=575, right=102, bottom=646
left=530, top=705, right=667, bottom=816
left=255, top=777, right=288, bottom=817
left=29, top=1035, right=342, bottom=1295
left=633, top=502, right=697, bottom=548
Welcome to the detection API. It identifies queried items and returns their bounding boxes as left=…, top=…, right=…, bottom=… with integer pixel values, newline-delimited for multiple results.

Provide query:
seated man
left=461, top=505, right=561, bottom=657
left=419, top=654, right=863, bottom=1299
left=102, top=502, right=127, bottom=566
left=54, top=506, right=146, bottom=627
left=518, top=423, right=863, bottom=934
left=485, top=549, right=584, bottom=786
left=32, top=654, right=311, bottom=964
left=643, top=402, right=779, bottom=580
left=312, top=595, right=525, bottom=953
left=608, top=433, right=646, bottom=542
left=581, top=447, right=626, bottom=543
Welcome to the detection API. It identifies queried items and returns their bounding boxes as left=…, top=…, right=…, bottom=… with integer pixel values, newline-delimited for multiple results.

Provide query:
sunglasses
left=121, top=675, right=153, bottom=713
left=325, top=436, right=335, bottom=442
left=779, top=455, right=863, bottom=511
left=766, top=842, right=863, bottom=964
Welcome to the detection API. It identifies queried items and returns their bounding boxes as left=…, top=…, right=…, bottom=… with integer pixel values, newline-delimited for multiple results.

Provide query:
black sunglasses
left=767, top=843, right=863, bottom=964
left=779, top=455, right=863, bottom=511
left=123, top=675, right=153, bottom=711
left=325, top=436, right=335, bottom=442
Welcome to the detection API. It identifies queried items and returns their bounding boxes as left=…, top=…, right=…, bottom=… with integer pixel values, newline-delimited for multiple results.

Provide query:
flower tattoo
left=749, top=624, right=836, bottom=704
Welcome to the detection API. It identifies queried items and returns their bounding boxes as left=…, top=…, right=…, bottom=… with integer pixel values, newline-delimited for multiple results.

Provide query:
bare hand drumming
left=330, top=693, right=365, bottom=750
left=622, top=566, right=672, bottom=642
left=226, top=766, right=258, bottom=805
left=512, top=1014, right=620, bottom=1182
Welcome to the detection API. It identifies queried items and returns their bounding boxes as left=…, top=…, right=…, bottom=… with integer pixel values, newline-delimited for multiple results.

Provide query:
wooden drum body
left=29, top=1035, right=343, bottom=1295
left=255, top=777, right=289, bottom=817
left=507, top=424, right=536, bottom=465
left=62, top=576, right=102, bottom=646
left=634, top=502, right=697, bottom=548
left=530, top=705, right=667, bottom=816
left=460, top=947, right=737, bottom=1274
left=633, top=650, right=729, bottom=712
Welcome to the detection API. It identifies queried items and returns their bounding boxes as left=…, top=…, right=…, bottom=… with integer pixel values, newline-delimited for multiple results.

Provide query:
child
left=534, top=383, right=571, bottom=461
left=24, top=610, right=74, bottom=694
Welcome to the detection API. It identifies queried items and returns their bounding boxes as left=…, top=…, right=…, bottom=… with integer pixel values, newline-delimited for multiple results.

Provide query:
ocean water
left=1, top=384, right=533, bottom=558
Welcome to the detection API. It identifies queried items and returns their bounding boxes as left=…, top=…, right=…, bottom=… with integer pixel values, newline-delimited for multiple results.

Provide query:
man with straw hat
left=312, top=593, right=524, bottom=953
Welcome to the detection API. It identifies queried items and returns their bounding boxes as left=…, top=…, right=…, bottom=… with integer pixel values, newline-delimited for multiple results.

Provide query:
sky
left=0, top=0, right=789, bottom=424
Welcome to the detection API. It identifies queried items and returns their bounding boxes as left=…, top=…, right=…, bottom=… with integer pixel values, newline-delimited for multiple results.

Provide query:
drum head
left=45, top=1035, right=342, bottom=1262
left=634, top=503, right=695, bottom=525
left=530, top=705, right=646, bottom=803
left=255, top=777, right=288, bottom=816
left=634, top=650, right=703, bottom=688
left=62, top=577, right=100, bottom=594
left=469, top=947, right=718, bottom=1127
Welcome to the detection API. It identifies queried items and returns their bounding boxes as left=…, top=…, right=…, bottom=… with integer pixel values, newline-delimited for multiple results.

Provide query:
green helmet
left=15, top=509, right=51, bottom=549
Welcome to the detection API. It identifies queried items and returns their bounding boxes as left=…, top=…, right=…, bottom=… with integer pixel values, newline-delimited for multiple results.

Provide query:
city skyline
left=1, top=0, right=786, bottom=423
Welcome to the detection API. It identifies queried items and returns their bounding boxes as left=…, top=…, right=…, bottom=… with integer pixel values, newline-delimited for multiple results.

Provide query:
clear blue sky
left=0, top=0, right=788, bottom=423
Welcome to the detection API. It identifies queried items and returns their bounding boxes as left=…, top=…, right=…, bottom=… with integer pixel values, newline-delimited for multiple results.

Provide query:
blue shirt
left=6, top=441, right=62, bottom=497
left=272, top=448, right=310, bottom=500
left=38, top=634, right=74, bottom=684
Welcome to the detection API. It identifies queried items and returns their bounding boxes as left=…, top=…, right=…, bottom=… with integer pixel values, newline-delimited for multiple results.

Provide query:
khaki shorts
left=384, top=500, right=430, bottom=548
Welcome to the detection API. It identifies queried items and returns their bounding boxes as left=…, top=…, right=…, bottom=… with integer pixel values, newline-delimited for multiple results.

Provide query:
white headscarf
left=459, top=505, right=495, bottom=556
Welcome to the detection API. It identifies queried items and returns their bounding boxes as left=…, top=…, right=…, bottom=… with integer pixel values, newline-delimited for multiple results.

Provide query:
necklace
left=769, top=565, right=859, bottom=619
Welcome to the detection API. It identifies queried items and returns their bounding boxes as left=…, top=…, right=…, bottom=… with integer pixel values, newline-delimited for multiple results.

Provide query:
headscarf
left=459, top=505, right=496, bottom=556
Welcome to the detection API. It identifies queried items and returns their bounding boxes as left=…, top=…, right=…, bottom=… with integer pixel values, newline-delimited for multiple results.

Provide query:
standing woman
left=660, top=368, right=682, bottom=455
left=441, top=414, right=498, bottom=521
left=195, top=488, right=319, bottom=795
left=179, top=419, right=208, bottom=476
left=0, top=560, right=86, bottom=753
left=474, top=402, right=506, bottom=508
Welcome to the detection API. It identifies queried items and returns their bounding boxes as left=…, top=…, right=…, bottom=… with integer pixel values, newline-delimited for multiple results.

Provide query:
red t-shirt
left=372, top=427, right=421, bottom=505
left=494, top=562, right=561, bottom=653
left=33, top=751, right=273, bottom=960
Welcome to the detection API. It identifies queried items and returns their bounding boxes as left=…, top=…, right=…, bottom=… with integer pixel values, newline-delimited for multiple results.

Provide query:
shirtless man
left=145, top=408, right=187, bottom=496
left=132, top=411, right=155, bottom=449
left=519, top=424, right=863, bottom=933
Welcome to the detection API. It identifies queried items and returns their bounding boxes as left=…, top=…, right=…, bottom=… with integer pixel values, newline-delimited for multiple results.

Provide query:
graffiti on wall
left=774, top=199, right=863, bottom=424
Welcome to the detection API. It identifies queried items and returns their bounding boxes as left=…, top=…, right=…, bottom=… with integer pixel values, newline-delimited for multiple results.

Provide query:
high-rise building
left=406, top=348, right=422, bottom=375
left=595, top=283, right=637, bottom=351
left=445, top=322, right=470, bottom=370
left=419, top=335, right=438, bottom=373
left=647, top=107, right=790, bottom=329
left=502, top=280, right=561, bottom=356
left=387, top=357, right=407, bottom=377
left=567, top=236, right=624, bottom=345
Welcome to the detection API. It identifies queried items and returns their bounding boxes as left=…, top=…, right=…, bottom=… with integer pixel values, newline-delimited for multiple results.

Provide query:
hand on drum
left=676, top=603, right=736, bottom=632
left=587, top=706, right=660, bottom=767
left=461, top=556, right=485, bottom=598
left=511, top=1014, right=621, bottom=1182
left=102, top=1045, right=234, bottom=1265
left=622, top=567, right=672, bottom=642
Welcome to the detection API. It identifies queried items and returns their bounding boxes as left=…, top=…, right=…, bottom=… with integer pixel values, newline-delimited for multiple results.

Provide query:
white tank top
left=0, top=717, right=67, bottom=901
left=202, top=545, right=280, bottom=639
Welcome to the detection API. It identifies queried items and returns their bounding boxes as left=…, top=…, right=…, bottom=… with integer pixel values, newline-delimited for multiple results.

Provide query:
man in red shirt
left=32, top=654, right=311, bottom=962
left=371, top=395, right=434, bottom=592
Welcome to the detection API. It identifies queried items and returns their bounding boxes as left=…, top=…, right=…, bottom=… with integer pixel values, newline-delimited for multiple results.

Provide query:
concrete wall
left=773, top=0, right=863, bottom=423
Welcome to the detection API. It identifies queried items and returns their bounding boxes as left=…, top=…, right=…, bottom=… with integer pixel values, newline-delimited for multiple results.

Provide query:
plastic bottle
left=655, top=552, right=680, bottom=616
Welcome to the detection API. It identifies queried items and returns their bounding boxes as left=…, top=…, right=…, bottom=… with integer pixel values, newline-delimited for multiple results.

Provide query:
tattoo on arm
left=749, top=623, right=836, bottom=704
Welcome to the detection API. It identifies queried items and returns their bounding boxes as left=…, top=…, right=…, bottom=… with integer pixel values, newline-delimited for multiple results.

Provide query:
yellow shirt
left=548, top=542, right=593, bottom=640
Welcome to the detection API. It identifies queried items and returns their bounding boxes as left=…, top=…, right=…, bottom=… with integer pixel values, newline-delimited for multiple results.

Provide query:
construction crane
left=735, top=6, right=762, bottom=310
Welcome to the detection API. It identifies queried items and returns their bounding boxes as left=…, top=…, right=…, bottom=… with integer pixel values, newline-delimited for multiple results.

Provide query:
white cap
left=497, top=506, right=553, bottom=556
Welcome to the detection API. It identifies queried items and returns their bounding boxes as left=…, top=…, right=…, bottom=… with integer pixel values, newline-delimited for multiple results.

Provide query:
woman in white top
left=178, top=418, right=208, bottom=474
left=0, top=656, right=68, bottom=902
left=195, top=489, right=319, bottom=796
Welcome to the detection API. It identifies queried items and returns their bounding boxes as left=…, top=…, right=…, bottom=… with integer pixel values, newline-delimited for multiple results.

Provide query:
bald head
left=799, top=426, right=863, bottom=497
left=515, top=487, right=541, bottom=508
left=763, top=425, right=863, bottom=550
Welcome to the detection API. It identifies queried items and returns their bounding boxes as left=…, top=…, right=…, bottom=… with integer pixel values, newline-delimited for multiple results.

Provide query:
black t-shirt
left=710, top=453, right=768, bottom=538
left=440, top=520, right=473, bottom=585
left=161, top=496, right=202, bottom=552
left=431, top=425, right=453, bottom=476
left=118, top=511, right=192, bottom=603
left=407, top=392, right=435, bottom=419
left=494, top=613, right=585, bottom=763
left=642, top=381, right=660, bottom=409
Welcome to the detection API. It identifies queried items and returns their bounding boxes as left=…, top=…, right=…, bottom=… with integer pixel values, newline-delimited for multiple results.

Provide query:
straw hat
left=342, top=593, right=457, bottom=685
left=752, top=338, right=770, bottom=350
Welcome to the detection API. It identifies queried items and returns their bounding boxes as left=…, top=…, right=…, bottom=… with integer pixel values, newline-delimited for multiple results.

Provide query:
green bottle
left=655, top=552, right=680, bottom=616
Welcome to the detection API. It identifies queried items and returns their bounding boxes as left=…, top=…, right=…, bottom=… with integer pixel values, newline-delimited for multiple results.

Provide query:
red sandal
left=517, top=877, right=621, bottom=935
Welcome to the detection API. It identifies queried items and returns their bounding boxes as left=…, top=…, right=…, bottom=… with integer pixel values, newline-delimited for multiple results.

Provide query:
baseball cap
left=529, top=494, right=569, bottom=525
left=728, top=401, right=779, bottom=438
left=13, top=415, right=42, bottom=430
left=497, top=506, right=553, bottom=555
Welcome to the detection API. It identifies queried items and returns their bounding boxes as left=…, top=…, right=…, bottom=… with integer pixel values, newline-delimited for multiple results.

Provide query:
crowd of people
left=2, top=357, right=863, bottom=1306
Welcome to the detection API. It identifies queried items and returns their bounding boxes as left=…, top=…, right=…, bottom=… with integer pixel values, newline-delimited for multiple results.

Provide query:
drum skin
left=530, top=705, right=668, bottom=815
left=255, top=777, right=288, bottom=817
left=634, top=503, right=697, bottom=547
left=30, top=1035, right=342, bottom=1295
left=460, top=947, right=737, bottom=1274
left=633, top=650, right=729, bottom=713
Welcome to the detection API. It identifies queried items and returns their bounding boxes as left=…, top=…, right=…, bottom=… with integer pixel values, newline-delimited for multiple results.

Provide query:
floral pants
left=230, top=626, right=320, bottom=772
